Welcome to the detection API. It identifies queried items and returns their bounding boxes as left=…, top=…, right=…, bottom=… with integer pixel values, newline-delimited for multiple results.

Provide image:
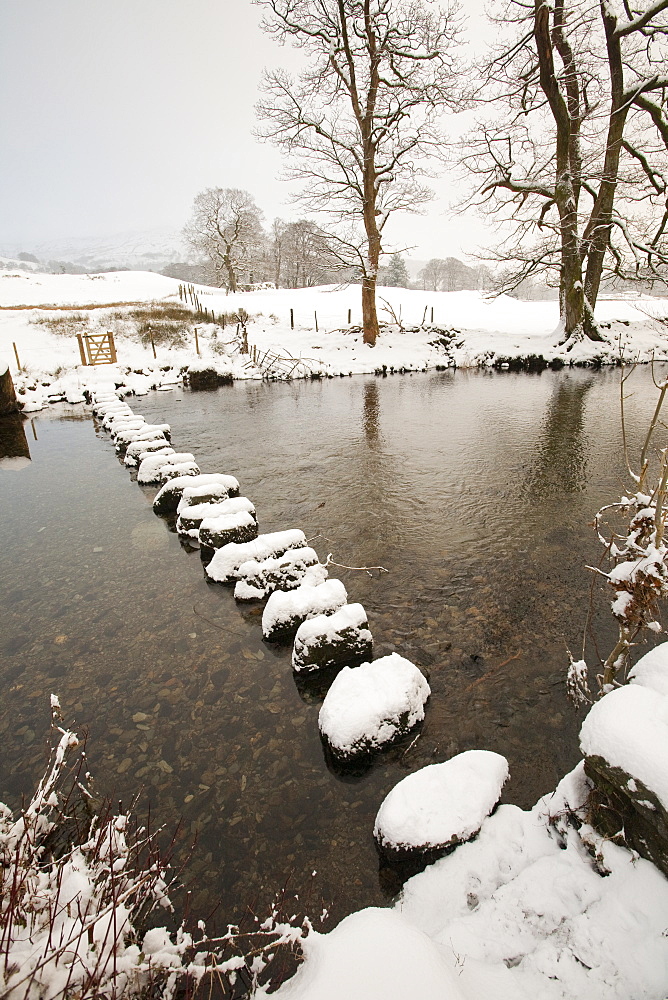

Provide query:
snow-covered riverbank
left=1, top=271, right=668, bottom=410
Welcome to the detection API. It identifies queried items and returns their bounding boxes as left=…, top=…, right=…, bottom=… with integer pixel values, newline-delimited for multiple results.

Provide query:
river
left=0, top=365, right=664, bottom=931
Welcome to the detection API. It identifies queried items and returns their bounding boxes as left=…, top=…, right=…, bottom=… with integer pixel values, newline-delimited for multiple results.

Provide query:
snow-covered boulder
left=137, top=452, right=198, bottom=485
left=580, top=682, right=668, bottom=875
left=319, top=653, right=429, bottom=759
left=114, top=423, right=171, bottom=449
left=123, top=437, right=170, bottom=467
left=262, top=579, right=347, bottom=643
left=159, top=459, right=201, bottom=482
left=374, top=750, right=509, bottom=857
left=264, top=907, right=466, bottom=1000
left=152, top=473, right=240, bottom=515
left=628, top=641, right=668, bottom=697
left=292, top=602, right=373, bottom=674
left=234, top=547, right=327, bottom=601
left=176, top=482, right=236, bottom=513
left=205, top=529, right=308, bottom=584
left=176, top=497, right=257, bottom=540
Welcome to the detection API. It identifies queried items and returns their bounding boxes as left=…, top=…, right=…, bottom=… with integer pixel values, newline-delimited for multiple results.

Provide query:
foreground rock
left=292, top=602, right=373, bottom=673
left=319, top=653, right=429, bottom=759
left=152, top=473, right=240, bottom=515
left=234, top=547, right=327, bottom=601
left=580, top=658, right=668, bottom=877
left=262, top=579, right=347, bottom=643
left=374, top=750, right=509, bottom=858
left=137, top=451, right=199, bottom=485
left=205, top=529, right=308, bottom=584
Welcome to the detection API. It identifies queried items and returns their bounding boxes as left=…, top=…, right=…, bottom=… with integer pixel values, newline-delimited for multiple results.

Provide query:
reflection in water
left=0, top=414, right=31, bottom=471
left=527, top=375, right=594, bottom=498
left=1, top=371, right=667, bottom=934
left=363, top=381, right=381, bottom=446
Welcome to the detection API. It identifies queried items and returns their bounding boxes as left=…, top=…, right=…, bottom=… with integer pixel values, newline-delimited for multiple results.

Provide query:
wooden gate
left=76, top=332, right=117, bottom=366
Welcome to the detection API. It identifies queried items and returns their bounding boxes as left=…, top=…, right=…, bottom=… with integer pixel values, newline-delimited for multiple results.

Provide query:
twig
left=324, top=553, right=389, bottom=577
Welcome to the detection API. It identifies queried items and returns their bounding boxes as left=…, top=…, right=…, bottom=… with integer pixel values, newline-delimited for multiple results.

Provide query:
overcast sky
left=0, top=0, right=494, bottom=261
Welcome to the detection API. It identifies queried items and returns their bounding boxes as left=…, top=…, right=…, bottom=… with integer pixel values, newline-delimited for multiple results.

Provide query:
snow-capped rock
left=292, top=602, right=372, bottom=673
left=374, top=750, right=509, bottom=855
left=262, top=579, right=347, bottom=642
left=319, top=652, right=429, bottom=758
left=204, top=529, right=308, bottom=584
left=233, top=547, right=326, bottom=601
left=152, top=473, right=240, bottom=515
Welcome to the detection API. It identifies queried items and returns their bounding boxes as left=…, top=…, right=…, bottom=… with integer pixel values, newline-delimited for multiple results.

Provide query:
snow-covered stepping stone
left=262, top=579, right=347, bottom=642
left=153, top=473, right=240, bottom=515
left=159, top=458, right=201, bottom=482
left=205, top=529, right=308, bottom=584
left=124, top=437, right=171, bottom=466
left=177, top=482, right=237, bottom=512
left=178, top=497, right=256, bottom=541
left=292, top=602, right=372, bottom=673
left=373, top=749, right=509, bottom=857
left=318, top=653, right=429, bottom=759
left=114, top=423, right=171, bottom=448
left=234, top=547, right=327, bottom=601
left=137, top=452, right=197, bottom=485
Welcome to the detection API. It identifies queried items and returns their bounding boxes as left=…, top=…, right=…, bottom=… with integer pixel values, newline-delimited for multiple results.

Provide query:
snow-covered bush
left=570, top=370, right=668, bottom=701
left=0, top=699, right=307, bottom=1000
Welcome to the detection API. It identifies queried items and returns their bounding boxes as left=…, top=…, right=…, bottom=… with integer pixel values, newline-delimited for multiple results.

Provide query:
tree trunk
left=223, top=251, right=237, bottom=293
left=362, top=273, right=380, bottom=346
left=0, top=366, right=19, bottom=417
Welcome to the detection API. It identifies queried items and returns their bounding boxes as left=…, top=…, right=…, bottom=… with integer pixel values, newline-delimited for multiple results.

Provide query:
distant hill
left=1, top=226, right=187, bottom=275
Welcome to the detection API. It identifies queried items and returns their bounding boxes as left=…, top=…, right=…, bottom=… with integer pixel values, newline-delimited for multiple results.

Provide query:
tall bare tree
left=462, top=0, right=668, bottom=344
left=256, top=0, right=461, bottom=345
left=183, top=188, right=265, bottom=292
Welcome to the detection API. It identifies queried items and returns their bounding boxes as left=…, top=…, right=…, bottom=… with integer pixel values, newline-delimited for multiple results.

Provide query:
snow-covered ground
left=1, top=270, right=668, bottom=409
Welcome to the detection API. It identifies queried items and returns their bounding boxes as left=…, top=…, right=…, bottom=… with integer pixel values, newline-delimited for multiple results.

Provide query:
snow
left=204, top=529, right=308, bottom=584
left=2, top=272, right=668, bottom=403
left=628, top=641, right=668, bottom=697
left=257, top=907, right=467, bottom=1000
left=270, top=764, right=668, bottom=1000
left=262, top=579, right=348, bottom=640
left=319, top=653, right=429, bottom=757
left=579, top=683, right=668, bottom=808
left=374, top=750, right=509, bottom=852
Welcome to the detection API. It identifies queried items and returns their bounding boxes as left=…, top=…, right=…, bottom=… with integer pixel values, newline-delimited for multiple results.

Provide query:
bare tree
left=183, top=188, right=265, bottom=292
left=462, top=0, right=668, bottom=345
left=256, top=0, right=461, bottom=345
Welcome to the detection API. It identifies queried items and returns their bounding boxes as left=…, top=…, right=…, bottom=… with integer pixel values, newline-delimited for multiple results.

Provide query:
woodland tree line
left=182, top=0, right=668, bottom=346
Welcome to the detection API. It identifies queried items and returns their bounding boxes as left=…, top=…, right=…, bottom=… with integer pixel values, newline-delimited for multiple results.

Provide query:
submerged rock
left=262, top=579, right=347, bottom=643
left=374, top=749, right=509, bottom=857
left=153, top=473, right=240, bottom=515
left=234, top=547, right=326, bottom=601
left=292, top=602, right=372, bottom=673
left=319, top=653, right=429, bottom=759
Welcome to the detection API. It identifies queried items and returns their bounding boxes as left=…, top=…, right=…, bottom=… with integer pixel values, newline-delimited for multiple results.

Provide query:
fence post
left=12, top=342, right=22, bottom=372
left=108, top=332, right=117, bottom=363
left=348, top=309, right=351, bottom=324
left=194, top=327, right=200, bottom=356
left=76, top=334, right=87, bottom=366
left=314, top=310, right=318, bottom=333
left=430, top=306, right=434, bottom=324
left=290, top=308, right=294, bottom=330
left=150, top=334, right=157, bottom=360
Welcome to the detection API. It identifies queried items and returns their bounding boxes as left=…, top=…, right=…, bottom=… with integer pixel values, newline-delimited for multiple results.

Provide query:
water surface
left=0, top=367, right=663, bottom=929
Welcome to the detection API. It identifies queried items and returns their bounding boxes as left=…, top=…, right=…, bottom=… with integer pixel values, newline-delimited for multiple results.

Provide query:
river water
left=0, top=366, right=664, bottom=931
